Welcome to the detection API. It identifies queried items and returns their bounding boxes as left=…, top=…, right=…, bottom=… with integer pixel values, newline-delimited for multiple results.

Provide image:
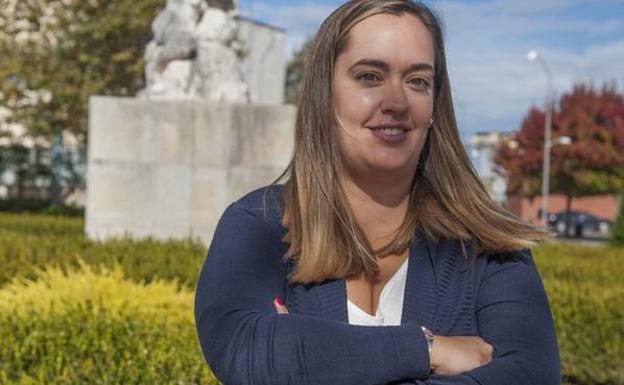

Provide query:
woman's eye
left=409, top=78, right=431, bottom=90
left=356, top=72, right=381, bottom=83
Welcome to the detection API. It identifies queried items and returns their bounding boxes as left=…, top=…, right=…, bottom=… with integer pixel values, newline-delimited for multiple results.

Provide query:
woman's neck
left=340, top=169, right=412, bottom=246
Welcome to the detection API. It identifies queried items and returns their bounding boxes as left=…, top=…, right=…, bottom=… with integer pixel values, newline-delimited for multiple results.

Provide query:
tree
left=0, top=144, right=50, bottom=200
left=495, top=83, right=624, bottom=235
left=284, top=37, right=313, bottom=104
left=0, top=0, right=164, bottom=145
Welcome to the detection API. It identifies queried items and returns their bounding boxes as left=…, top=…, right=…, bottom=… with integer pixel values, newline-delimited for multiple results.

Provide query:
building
left=506, top=194, right=618, bottom=225
left=468, top=131, right=514, bottom=204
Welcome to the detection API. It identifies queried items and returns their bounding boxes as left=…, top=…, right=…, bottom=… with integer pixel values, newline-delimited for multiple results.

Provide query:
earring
left=429, top=118, right=434, bottom=128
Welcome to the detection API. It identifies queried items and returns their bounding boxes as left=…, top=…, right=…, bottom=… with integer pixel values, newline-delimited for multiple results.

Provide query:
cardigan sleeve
left=194, top=203, right=431, bottom=385
left=403, top=249, right=561, bottom=385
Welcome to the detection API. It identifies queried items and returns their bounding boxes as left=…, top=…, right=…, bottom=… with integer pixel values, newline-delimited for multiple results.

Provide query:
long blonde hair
left=271, top=0, right=550, bottom=284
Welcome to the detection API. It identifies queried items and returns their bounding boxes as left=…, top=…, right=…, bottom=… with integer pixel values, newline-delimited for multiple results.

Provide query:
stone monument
left=85, top=1, right=293, bottom=246
left=141, top=0, right=248, bottom=102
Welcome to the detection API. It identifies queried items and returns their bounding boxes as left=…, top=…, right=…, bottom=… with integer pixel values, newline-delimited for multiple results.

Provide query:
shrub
left=533, top=243, right=624, bottom=385
left=0, top=213, right=207, bottom=288
left=610, top=196, right=624, bottom=246
left=0, top=264, right=220, bottom=385
left=0, top=198, right=84, bottom=217
left=0, top=262, right=192, bottom=323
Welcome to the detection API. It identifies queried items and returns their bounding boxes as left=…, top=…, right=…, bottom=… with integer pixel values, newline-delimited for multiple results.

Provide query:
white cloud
left=578, top=41, right=624, bottom=84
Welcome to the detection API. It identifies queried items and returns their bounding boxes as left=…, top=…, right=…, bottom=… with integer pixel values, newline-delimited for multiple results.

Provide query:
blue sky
left=236, top=0, right=624, bottom=142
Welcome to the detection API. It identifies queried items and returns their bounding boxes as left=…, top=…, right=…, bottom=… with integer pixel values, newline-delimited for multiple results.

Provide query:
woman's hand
left=430, top=335, right=493, bottom=375
left=273, top=297, right=289, bottom=314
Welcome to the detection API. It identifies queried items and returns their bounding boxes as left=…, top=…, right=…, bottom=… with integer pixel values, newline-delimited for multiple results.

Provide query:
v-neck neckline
left=347, top=257, right=409, bottom=318
left=313, top=228, right=438, bottom=327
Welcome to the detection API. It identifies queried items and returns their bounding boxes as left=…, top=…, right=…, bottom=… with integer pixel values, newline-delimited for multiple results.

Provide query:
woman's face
left=332, top=13, right=435, bottom=179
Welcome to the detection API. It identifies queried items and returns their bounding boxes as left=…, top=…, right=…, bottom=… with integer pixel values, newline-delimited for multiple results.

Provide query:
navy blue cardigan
left=194, top=185, right=561, bottom=385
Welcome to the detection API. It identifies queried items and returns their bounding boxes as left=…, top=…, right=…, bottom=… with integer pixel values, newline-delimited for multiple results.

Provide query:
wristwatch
left=420, top=326, right=434, bottom=356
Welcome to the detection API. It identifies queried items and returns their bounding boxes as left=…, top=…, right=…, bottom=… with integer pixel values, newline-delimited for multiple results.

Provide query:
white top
left=347, top=258, right=409, bottom=326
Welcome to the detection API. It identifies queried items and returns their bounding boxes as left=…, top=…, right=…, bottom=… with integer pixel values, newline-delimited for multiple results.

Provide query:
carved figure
left=140, top=0, right=248, bottom=102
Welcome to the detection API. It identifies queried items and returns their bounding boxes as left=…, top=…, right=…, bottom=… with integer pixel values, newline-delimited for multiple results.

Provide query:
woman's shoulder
left=479, top=248, right=533, bottom=272
left=426, top=236, right=534, bottom=280
left=233, top=184, right=285, bottom=212
left=218, top=184, right=286, bottom=239
left=474, top=248, right=540, bottom=290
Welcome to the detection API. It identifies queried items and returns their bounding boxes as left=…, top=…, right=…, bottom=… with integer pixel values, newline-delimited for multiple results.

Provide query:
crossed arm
left=384, top=250, right=561, bottom=385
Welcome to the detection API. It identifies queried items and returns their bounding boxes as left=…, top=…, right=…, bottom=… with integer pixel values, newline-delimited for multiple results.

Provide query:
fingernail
left=274, top=296, right=285, bottom=306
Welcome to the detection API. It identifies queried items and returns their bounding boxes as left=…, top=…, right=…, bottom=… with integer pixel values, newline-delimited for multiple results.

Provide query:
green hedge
left=0, top=264, right=219, bottom=385
left=610, top=198, right=624, bottom=246
left=0, top=308, right=218, bottom=385
left=0, top=199, right=84, bottom=217
left=533, top=243, right=624, bottom=385
left=0, top=213, right=206, bottom=288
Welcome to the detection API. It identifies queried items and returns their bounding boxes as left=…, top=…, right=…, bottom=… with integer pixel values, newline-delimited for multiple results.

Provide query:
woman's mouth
left=370, top=127, right=409, bottom=143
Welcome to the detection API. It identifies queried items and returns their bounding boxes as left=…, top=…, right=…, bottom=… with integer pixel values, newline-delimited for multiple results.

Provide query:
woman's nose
left=379, top=81, right=409, bottom=117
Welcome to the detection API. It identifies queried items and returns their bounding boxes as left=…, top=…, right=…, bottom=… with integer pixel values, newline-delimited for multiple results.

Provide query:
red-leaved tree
left=495, top=83, right=624, bottom=233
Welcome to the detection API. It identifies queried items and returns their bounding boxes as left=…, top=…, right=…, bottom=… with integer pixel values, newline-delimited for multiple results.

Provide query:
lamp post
left=527, top=50, right=554, bottom=226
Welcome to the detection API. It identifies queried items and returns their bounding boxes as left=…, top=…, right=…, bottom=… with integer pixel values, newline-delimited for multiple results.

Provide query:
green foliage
left=610, top=197, right=624, bottom=246
left=0, top=265, right=219, bottom=385
left=0, top=198, right=53, bottom=213
left=1, top=309, right=217, bottom=385
left=40, top=203, right=84, bottom=217
left=0, top=198, right=84, bottom=216
left=495, top=83, right=624, bottom=199
left=533, top=243, right=624, bottom=385
left=0, top=145, right=51, bottom=200
left=284, top=37, right=313, bottom=104
left=0, top=213, right=207, bottom=288
left=0, top=0, right=165, bottom=143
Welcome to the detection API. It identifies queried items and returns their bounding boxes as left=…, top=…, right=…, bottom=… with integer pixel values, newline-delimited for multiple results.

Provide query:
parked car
left=547, top=211, right=612, bottom=238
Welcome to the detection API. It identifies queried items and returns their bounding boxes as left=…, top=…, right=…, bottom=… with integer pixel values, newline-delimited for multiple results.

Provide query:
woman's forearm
left=197, top=301, right=431, bottom=385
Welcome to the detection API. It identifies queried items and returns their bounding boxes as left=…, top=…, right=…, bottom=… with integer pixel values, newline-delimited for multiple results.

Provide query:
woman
left=194, top=1, right=561, bottom=384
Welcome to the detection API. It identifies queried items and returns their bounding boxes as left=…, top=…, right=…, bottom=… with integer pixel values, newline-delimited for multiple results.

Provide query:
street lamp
left=527, top=50, right=555, bottom=226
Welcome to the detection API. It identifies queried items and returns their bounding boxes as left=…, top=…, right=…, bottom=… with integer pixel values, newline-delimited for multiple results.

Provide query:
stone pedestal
left=86, top=96, right=295, bottom=246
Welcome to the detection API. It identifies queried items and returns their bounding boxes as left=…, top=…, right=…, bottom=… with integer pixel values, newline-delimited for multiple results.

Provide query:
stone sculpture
left=140, top=0, right=248, bottom=102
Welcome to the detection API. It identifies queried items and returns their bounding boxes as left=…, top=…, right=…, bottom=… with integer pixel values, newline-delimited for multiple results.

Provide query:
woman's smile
left=367, top=122, right=412, bottom=144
